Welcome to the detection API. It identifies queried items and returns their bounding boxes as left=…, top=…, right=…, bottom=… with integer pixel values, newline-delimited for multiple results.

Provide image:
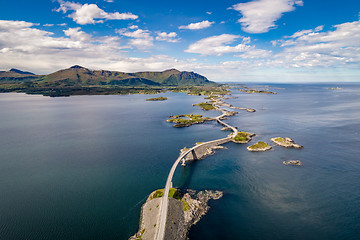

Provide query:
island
left=283, top=160, right=302, bottom=166
left=247, top=141, right=272, bottom=152
left=146, top=97, right=168, bottom=101
left=167, top=114, right=211, bottom=128
left=130, top=188, right=223, bottom=240
left=232, top=131, right=255, bottom=143
left=238, top=86, right=277, bottom=94
left=193, top=102, right=216, bottom=110
left=270, top=137, right=303, bottom=149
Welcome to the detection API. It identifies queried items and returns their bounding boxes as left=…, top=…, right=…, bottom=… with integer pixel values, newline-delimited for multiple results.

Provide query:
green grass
left=181, top=200, right=190, bottom=211
left=233, top=132, right=251, bottom=142
left=248, top=141, right=270, bottom=149
left=167, top=114, right=209, bottom=126
left=194, top=102, right=216, bottom=110
left=150, top=188, right=182, bottom=200
left=274, top=137, right=288, bottom=143
left=273, top=137, right=292, bottom=146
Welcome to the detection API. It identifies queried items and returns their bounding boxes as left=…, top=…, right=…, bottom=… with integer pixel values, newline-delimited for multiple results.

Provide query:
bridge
left=155, top=99, right=239, bottom=240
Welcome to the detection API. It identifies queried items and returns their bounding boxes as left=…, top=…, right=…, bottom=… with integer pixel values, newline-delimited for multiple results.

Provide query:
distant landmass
left=0, top=66, right=218, bottom=97
left=0, top=65, right=214, bottom=87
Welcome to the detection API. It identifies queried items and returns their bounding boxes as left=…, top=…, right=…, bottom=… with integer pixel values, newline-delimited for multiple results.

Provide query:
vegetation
left=248, top=141, right=271, bottom=150
left=273, top=137, right=291, bottom=146
left=135, top=229, right=146, bottom=240
left=0, top=66, right=222, bottom=97
left=167, top=114, right=210, bottom=127
left=233, top=132, right=252, bottom=142
left=171, top=86, right=229, bottom=96
left=181, top=200, right=190, bottom=211
left=149, top=188, right=182, bottom=200
left=271, top=137, right=303, bottom=149
left=148, top=188, right=190, bottom=212
left=194, top=102, right=216, bottom=110
left=146, top=96, right=168, bottom=101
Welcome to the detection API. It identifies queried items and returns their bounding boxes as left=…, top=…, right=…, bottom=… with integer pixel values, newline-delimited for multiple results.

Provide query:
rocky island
left=271, top=137, right=303, bottom=149
left=167, top=114, right=211, bottom=128
left=247, top=141, right=272, bottom=152
left=130, top=188, right=223, bottom=240
left=193, top=102, right=216, bottom=110
left=238, top=86, right=277, bottom=94
left=283, top=160, right=302, bottom=166
left=232, top=132, right=255, bottom=144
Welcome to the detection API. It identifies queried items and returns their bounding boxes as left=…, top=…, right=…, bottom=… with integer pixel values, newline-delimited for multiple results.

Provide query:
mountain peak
left=70, top=65, right=86, bottom=69
left=164, top=68, right=180, bottom=73
left=9, top=68, right=35, bottom=75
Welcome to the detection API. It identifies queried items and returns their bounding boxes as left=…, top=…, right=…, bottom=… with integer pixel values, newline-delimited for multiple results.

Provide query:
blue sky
left=1, top=0, right=360, bottom=82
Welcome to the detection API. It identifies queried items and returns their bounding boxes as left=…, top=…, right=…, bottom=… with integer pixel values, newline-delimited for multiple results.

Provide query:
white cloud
left=63, top=27, right=91, bottom=41
left=104, top=0, right=114, bottom=2
left=179, top=20, right=215, bottom=30
left=155, top=32, right=179, bottom=42
left=230, top=0, right=303, bottom=33
left=235, top=49, right=272, bottom=59
left=128, top=25, right=138, bottom=29
left=185, top=34, right=251, bottom=56
left=206, top=12, right=212, bottom=15
left=0, top=20, right=129, bottom=73
left=58, top=23, right=67, bottom=26
left=43, top=24, right=54, bottom=27
left=56, top=0, right=138, bottom=25
left=273, top=19, right=360, bottom=68
left=117, top=28, right=154, bottom=49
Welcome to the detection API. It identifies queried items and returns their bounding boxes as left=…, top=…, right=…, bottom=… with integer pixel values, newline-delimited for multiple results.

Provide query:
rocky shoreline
left=130, top=189, right=223, bottom=240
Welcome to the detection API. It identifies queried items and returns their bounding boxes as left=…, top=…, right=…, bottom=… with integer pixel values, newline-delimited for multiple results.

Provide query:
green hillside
left=33, top=65, right=215, bottom=87
left=0, top=65, right=218, bottom=96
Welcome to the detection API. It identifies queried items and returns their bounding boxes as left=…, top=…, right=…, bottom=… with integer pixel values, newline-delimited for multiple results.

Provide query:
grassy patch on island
left=149, top=188, right=182, bottom=200
left=248, top=141, right=270, bottom=150
left=233, top=132, right=252, bottom=142
left=167, top=114, right=210, bottom=127
left=146, top=96, right=168, bottom=101
left=194, top=102, right=216, bottom=110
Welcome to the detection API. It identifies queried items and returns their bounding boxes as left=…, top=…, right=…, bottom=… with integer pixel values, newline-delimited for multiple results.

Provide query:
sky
left=1, top=0, right=360, bottom=82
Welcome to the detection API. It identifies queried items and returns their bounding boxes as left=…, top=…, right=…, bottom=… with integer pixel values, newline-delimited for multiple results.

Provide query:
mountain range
left=0, top=66, right=216, bottom=87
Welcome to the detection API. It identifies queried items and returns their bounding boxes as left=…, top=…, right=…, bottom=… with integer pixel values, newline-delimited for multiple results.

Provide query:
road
left=155, top=98, right=239, bottom=240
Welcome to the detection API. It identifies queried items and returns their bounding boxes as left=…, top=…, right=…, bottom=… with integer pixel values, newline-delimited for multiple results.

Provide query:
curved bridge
left=155, top=100, right=239, bottom=240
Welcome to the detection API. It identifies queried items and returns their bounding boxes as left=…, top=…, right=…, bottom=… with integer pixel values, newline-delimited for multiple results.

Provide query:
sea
left=0, top=83, right=359, bottom=240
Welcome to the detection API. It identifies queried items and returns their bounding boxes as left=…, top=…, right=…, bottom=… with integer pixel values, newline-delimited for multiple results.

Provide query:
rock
left=283, top=160, right=302, bottom=166
left=271, top=137, right=304, bottom=149
left=221, top=127, right=232, bottom=131
left=130, top=189, right=223, bottom=240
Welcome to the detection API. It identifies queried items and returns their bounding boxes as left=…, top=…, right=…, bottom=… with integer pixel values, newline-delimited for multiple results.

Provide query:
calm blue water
left=0, top=84, right=359, bottom=240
